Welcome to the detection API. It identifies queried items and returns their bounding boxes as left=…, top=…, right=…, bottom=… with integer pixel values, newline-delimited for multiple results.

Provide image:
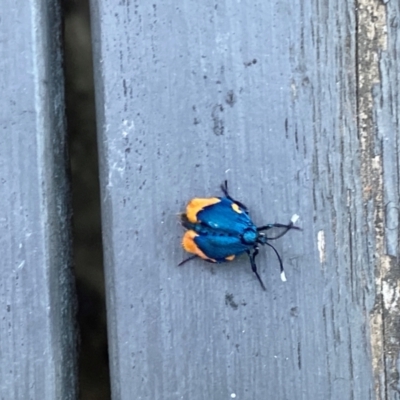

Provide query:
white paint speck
left=317, top=230, right=325, bottom=263
left=280, top=271, right=287, bottom=282
left=121, top=119, right=135, bottom=137
left=230, top=393, right=236, bottom=398
left=291, top=82, right=297, bottom=99
left=17, top=261, right=25, bottom=270
left=291, top=214, right=299, bottom=224
left=382, top=280, right=400, bottom=312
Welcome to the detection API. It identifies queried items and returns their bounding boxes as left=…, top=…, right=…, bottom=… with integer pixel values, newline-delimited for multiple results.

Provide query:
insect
left=179, top=181, right=300, bottom=290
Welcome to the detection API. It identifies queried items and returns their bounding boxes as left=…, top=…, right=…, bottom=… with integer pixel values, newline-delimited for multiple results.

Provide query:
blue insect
left=179, top=181, right=300, bottom=290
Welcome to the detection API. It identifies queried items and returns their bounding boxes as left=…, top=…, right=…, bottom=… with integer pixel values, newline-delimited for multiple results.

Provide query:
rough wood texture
left=90, top=0, right=399, bottom=398
left=367, top=0, right=400, bottom=398
left=0, top=1, right=77, bottom=399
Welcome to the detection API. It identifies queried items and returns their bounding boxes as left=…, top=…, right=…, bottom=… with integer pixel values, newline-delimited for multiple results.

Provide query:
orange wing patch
left=182, top=230, right=216, bottom=262
left=185, top=197, right=220, bottom=223
left=231, top=203, right=242, bottom=214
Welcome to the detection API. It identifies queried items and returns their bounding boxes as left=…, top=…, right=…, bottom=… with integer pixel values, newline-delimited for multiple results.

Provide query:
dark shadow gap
left=63, top=1, right=111, bottom=399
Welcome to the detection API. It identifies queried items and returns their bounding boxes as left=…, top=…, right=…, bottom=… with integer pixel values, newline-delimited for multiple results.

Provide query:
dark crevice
left=63, top=1, right=111, bottom=399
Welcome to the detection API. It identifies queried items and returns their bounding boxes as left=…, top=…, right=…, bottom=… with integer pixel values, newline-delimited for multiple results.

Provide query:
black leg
left=220, top=180, right=249, bottom=212
left=178, top=255, right=197, bottom=266
left=220, top=180, right=229, bottom=197
left=246, top=248, right=266, bottom=291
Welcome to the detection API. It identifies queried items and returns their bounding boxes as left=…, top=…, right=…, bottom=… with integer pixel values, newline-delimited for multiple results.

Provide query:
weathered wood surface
left=368, top=0, right=400, bottom=398
left=89, top=0, right=399, bottom=399
left=0, top=1, right=77, bottom=399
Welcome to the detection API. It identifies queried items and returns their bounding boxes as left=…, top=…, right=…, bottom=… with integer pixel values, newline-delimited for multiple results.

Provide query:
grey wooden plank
left=0, top=1, right=77, bottom=399
left=90, top=0, right=395, bottom=399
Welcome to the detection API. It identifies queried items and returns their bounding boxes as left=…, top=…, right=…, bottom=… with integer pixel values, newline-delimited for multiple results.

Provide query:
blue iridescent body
left=182, top=197, right=258, bottom=260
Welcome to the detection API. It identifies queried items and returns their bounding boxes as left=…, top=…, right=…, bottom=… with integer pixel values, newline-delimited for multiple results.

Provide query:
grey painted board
left=90, top=0, right=397, bottom=399
left=0, top=1, right=77, bottom=399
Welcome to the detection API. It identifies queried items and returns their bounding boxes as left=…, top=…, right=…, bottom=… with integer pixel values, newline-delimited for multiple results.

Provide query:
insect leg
left=178, top=255, right=197, bottom=266
left=246, top=248, right=266, bottom=291
left=220, top=180, right=249, bottom=212
left=221, top=180, right=230, bottom=197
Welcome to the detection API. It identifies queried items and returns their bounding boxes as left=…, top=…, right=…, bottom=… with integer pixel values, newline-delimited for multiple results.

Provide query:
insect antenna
left=258, top=215, right=301, bottom=240
left=265, top=242, right=287, bottom=282
left=257, top=223, right=295, bottom=240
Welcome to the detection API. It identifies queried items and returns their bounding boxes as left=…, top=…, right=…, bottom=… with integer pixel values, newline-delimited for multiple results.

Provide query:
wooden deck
left=1, top=0, right=399, bottom=398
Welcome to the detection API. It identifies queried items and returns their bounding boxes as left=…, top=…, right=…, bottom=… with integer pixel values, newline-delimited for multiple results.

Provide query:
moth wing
left=197, top=197, right=255, bottom=235
left=194, top=233, right=250, bottom=262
